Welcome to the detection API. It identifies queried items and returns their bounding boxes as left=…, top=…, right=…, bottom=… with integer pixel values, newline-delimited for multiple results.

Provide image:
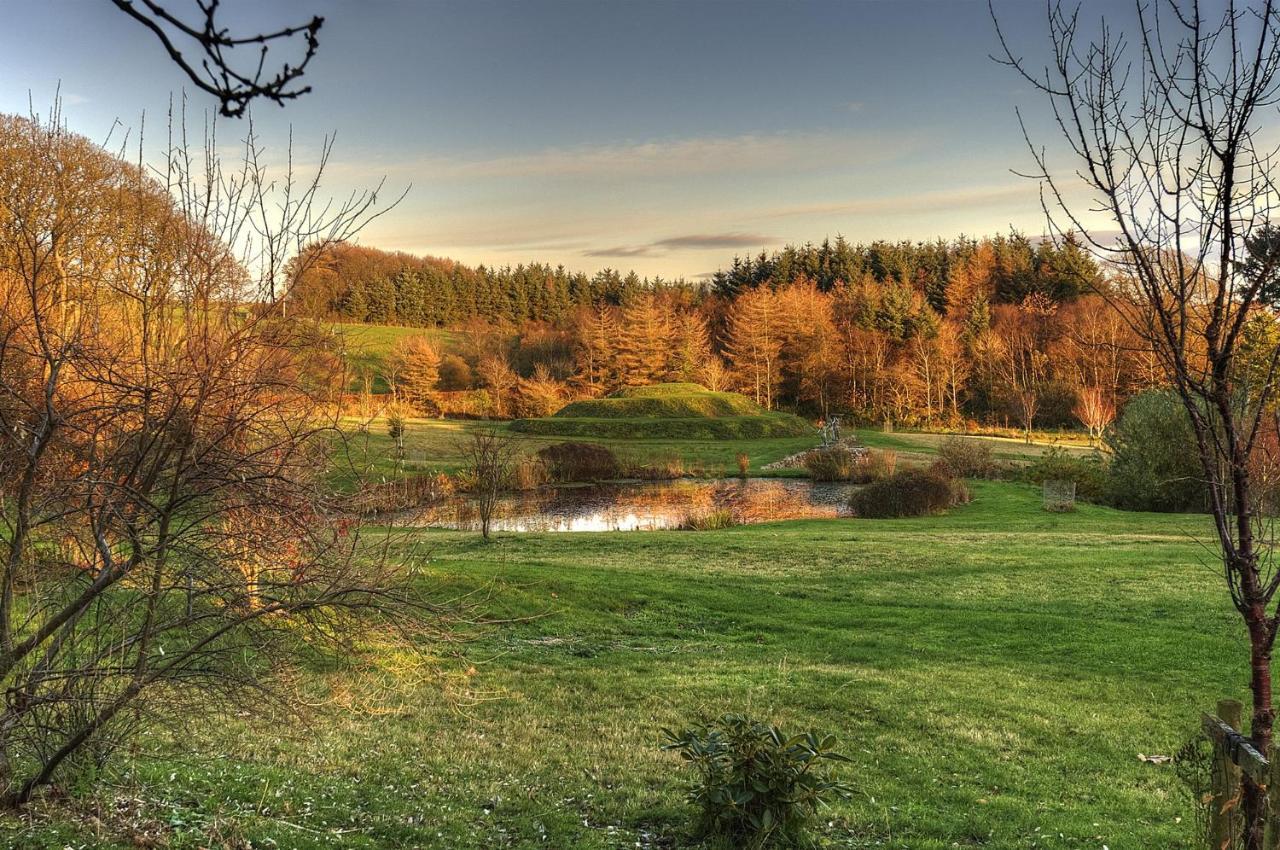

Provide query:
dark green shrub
left=535, top=442, right=621, bottom=482
left=803, top=447, right=857, bottom=481
left=848, top=466, right=969, bottom=518
left=935, top=436, right=997, bottom=478
left=1105, top=390, right=1205, bottom=512
left=1023, top=446, right=1108, bottom=503
left=662, top=714, right=852, bottom=849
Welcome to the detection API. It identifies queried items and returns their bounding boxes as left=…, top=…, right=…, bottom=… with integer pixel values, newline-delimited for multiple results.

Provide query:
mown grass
left=2, top=482, right=1237, bottom=849
left=855, top=428, right=1095, bottom=465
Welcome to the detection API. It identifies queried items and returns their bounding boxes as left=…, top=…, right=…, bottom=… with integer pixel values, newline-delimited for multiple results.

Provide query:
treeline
left=291, top=233, right=1100, bottom=328
left=318, top=233, right=1164, bottom=433
left=289, top=244, right=699, bottom=326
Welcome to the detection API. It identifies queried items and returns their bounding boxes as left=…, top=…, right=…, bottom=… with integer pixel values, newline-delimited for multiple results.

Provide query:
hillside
left=511, top=383, right=816, bottom=440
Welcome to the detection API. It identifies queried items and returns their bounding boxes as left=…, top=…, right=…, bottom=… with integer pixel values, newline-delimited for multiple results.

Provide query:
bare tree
left=993, top=1, right=1280, bottom=843
left=110, top=0, right=324, bottom=117
left=458, top=431, right=516, bottom=541
left=0, top=106, right=412, bottom=805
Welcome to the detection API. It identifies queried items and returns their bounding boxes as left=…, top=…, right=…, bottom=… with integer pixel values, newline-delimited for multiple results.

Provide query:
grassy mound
left=512, top=383, right=815, bottom=439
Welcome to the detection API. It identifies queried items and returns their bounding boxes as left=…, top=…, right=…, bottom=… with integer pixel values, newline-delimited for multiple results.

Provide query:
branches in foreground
left=110, top=0, right=324, bottom=117
left=992, top=1, right=1280, bottom=846
left=0, top=106, right=411, bottom=805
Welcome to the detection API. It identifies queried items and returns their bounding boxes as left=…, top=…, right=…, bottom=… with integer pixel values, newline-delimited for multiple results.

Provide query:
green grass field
left=335, top=415, right=1089, bottom=490
left=332, top=415, right=821, bottom=487
left=3, top=482, right=1235, bottom=849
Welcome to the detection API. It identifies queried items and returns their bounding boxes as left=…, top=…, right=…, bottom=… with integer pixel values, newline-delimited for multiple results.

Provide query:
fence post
left=1267, top=740, right=1280, bottom=850
left=1211, top=699, right=1244, bottom=850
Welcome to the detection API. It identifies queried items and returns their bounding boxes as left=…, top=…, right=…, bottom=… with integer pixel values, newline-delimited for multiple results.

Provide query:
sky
left=0, top=0, right=1125, bottom=280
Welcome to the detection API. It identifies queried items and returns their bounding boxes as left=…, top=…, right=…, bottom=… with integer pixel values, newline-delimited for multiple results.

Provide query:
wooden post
left=1211, top=699, right=1244, bottom=850
left=1266, top=740, right=1280, bottom=850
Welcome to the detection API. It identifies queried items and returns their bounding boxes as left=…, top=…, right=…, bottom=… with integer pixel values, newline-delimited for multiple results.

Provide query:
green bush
left=1105, top=390, right=1206, bottom=512
left=935, top=436, right=997, bottom=478
left=535, top=442, right=621, bottom=482
left=848, top=466, right=969, bottom=518
left=1023, top=446, right=1109, bottom=503
left=662, top=714, right=851, bottom=849
left=803, top=447, right=858, bottom=482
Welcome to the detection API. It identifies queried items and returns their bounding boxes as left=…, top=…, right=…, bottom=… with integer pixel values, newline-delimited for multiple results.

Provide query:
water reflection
left=404, top=478, right=854, bottom=532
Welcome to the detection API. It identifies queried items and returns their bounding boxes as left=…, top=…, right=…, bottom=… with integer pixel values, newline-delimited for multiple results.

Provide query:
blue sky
left=0, top=0, right=1122, bottom=279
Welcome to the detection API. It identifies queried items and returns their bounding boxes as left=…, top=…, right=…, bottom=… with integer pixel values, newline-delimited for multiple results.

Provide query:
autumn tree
left=723, top=286, right=783, bottom=408
left=614, top=293, right=674, bottom=385
left=0, top=110, right=410, bottom=805
left=389, top=335, right=441, bottom=413
left=573, top=303, right=617, bottom=394
left=477, top=353, right=519, bottom=418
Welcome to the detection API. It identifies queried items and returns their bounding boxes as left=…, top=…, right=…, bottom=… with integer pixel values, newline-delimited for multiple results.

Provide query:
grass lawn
left=2, top=482, right=1239, bottom=849
left=855, top=427, right=1097, bottom=465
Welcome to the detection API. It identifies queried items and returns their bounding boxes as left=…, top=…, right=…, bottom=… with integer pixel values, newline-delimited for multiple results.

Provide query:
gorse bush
left=536, top=442, right=620, bottom=482
left=662, top=714, right=852, bottom=849
left=1105, top=389, right=1205, bottom=512
left=848, top=466, right=969, bottom=518
left=935, top=436, right=997, bottom=478
left=1023, top=446, right=1108, bottom=503
left=803, top=447, right=858, bottom=482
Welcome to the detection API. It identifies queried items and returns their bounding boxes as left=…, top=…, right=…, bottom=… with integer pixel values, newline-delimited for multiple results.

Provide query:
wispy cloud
left=318, top=129, right=917, bottom=185
left=584, top=231, right=778, bottom=258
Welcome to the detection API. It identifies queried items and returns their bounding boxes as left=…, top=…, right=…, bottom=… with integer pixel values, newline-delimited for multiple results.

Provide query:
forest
left=294, top=235, right=1157, bottom=434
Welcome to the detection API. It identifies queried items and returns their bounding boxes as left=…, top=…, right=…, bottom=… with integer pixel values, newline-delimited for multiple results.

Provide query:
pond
left=402, top=478, right=856, bottom=533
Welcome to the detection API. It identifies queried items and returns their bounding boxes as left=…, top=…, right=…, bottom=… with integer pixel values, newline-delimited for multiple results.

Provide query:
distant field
left=334, top=323, right=467, bottom=393
left=335, top=413, right=1093, bottom=489
left=855, top=427, right=1097, bottom=465
left=331, top=416, right=820, bottom=486
left=7, top=482, right=1230, bottom=849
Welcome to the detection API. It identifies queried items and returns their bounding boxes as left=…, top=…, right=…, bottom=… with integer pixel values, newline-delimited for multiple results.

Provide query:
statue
left=821, top=415, right=843, bottom=447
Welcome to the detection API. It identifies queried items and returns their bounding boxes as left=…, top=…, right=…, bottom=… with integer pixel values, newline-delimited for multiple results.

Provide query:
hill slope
left=512, top=383, right=815, bottom=439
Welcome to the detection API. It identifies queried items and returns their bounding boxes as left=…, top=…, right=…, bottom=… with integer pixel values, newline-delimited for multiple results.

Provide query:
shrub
left=436, top=354, right=474, bottom=391
left=804, top=447, right=857, bottom=482
left=536, top=442, right=621, bottom=482
left=678, top=508, right=738, bottom=531
left=848, top=467, right=969, bottom=518
left=736, top=452, right=751, bottom=478
left=662, top=714, right=851, bottom=849
left=935, top=436, right=996, bottom=478
left=1105, top=389, right=1205, bottom=512
left=1023, top=446, right=1108, bottom=503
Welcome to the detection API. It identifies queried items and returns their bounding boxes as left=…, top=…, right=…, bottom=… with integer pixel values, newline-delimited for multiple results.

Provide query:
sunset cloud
left=584, top=231, right=778, bottom=258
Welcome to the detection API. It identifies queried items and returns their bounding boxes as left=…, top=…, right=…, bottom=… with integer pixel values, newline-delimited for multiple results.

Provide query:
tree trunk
left=1245, top=602, right=1275, bottom=850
